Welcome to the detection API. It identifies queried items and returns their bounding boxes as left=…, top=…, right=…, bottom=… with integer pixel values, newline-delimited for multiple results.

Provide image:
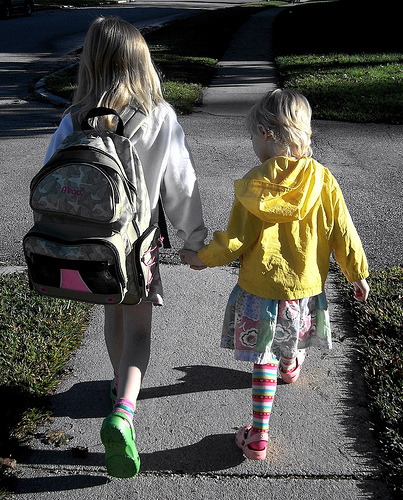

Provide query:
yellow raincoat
left=198, top=156, right=368, bottom=300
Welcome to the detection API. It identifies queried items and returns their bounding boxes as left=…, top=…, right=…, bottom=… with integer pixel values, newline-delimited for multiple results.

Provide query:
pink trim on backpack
left=60, top=269, right=91, bottom=293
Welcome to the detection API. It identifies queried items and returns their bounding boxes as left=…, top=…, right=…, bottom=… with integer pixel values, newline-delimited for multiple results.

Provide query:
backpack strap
left=121, top=107, right=148, bottom=139
left=82, top=107, right=124, bottom=135
left=158, top=197, right=171, bottom=249
left=70, top=106, right=141, bottom=137
left=70, top=105, right=146, bottom=137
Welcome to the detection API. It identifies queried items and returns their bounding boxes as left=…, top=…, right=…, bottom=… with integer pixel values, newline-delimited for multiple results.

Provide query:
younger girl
left=45, top=17, right=207, bottom=477
left=181, top=89, right=369, bottom=460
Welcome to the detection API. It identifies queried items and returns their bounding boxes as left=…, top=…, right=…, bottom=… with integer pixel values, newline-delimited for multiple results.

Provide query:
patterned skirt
left=221, top=284, right=332, bottom=364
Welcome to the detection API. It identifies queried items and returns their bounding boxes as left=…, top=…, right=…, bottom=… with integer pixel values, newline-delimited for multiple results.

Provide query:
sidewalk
left=13, top=7, right=392, bottom=500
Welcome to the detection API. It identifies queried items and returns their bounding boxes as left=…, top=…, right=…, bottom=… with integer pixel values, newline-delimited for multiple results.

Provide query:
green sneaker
left=100, top=410, right=140, bottom=478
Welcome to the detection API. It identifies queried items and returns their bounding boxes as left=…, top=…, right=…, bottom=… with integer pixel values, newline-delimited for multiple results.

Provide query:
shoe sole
left=101, top=422, right=140, bottom=478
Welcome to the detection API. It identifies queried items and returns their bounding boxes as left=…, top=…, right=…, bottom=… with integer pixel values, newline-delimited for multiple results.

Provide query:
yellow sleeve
left=331, top=180, right=369, bottom=282
left=198, top=197, right=262, bottom=267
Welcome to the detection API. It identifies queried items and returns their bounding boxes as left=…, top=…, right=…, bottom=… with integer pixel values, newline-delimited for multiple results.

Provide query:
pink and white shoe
left=235, top=425, right=268, bottom=460
left=280, top=350, right=306, bottom=384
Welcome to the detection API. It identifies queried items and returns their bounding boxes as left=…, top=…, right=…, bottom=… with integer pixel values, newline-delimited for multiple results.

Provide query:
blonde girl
left=45, top=17, right=207, bottom=477
left=72, top=16, right=164, bottom=128
left=181, top=89, right=369, bottom=460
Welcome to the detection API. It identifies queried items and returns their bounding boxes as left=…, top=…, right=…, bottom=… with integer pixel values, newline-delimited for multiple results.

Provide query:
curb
left=34, top=65, right=74, bottom=108
left=0, top=266, right=27, bottom=275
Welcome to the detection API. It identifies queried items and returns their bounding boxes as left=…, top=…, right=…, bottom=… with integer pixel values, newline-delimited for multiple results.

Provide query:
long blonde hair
left=72, top=16, right=165, bottom=130
left=246, top=89, right=312, bottom=159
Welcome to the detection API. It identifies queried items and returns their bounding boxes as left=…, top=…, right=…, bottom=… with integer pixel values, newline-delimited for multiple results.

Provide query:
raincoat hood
left=234, top=157, right=324, bottom=223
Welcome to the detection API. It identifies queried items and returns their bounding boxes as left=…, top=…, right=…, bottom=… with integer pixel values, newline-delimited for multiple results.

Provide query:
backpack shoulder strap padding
left=82, top=107, right=124, bottom=136
left=69, top=105, right=148, bottom=139
left=121, top=106, right=149, bottom=139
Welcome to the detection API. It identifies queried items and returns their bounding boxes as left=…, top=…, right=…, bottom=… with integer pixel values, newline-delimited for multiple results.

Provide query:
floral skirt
left=221, top=284, right=332, bottom=364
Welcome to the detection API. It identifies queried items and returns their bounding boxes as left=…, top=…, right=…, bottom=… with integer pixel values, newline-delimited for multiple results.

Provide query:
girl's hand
left=179, top=249, right=207, bottom=270
left=353, top=279, right=370, bottom=301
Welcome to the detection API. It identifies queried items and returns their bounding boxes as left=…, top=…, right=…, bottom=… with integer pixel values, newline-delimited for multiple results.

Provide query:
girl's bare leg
left=104, top=302, right=152, bottom=403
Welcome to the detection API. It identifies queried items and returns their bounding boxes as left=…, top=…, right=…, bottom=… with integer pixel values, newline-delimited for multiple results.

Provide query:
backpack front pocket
left=23, top=233, right=127, bottom=304
left=30, top=163, right=120, bottom=223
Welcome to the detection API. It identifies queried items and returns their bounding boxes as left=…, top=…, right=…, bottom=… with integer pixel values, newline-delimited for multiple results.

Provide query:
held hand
left=179, top=249, right=207, bottom=270
left=353, top=279, right=370, bottom=301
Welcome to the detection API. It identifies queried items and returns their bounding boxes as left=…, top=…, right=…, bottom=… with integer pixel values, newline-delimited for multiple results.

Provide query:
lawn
left=273, top=0, right=403, bottom=124
left=339, top=266, right=403, bottom=495
left=0, top=272, right=91, bottom=493
left=44, top=2, right=282, bottom=114
left=43, top=0, right=402, bottom=123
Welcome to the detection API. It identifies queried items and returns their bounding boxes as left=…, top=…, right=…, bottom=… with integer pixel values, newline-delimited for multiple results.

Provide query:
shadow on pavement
left=16, top=474, right=109, bottom=494
left=17, top=434, right=244, bottom=495
left=139, top=365, right=251, bottom=400
left=48, top=365, right=252, bottom=419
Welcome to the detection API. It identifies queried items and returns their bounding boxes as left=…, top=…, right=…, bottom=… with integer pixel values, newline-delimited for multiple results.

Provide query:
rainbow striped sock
left=250, top=361, right=278, bottom=450
left=280, top=355, right=297, bottom=373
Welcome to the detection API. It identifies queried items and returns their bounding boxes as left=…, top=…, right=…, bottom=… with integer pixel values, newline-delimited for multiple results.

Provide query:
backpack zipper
left=24, top=232, right=126, bottom=286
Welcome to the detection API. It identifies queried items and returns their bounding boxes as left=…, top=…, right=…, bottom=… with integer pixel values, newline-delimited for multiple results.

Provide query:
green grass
left=43, top=2, right=286, bottom=114
left=44, top=1, right=403, bottom=123
left=42, top=64, right=78, bottom=103
left=275, top=52, right=403, bottom=123
left=273, top=0, right=403, bottom=124
left=0, top=273, right=91, bottom=455
left=36, top=0, right=117, bottom=5
left=340, top=266, right=403, bottom=495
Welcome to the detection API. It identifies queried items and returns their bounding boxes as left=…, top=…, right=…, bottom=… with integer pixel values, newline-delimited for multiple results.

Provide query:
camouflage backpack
left=23, top=107, right=162, bottom=305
